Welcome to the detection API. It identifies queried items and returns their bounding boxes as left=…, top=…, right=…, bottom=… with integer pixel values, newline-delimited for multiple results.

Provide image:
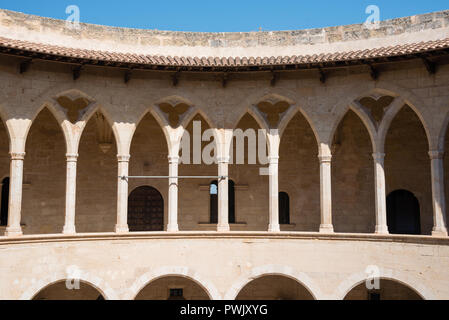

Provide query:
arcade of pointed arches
left=0, top=86, right=448, bottom=237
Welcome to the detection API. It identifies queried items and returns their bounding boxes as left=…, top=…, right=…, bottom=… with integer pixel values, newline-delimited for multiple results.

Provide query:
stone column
left=268, top=156, right=280, bottom=232
left=62, top=153, right=78, bottom=234
left=429, top=151, right=448, bottom=236
left=115, top=154, right=130, bottom=233
left=5, top=152, right=25, bottom=237
left=319, top=154, right=334, bottom=233
left=167, top=155, right=179, bottom=232
left=217, top=156, right=230, bottom=232
left=373, top=152, right=389, bottom=234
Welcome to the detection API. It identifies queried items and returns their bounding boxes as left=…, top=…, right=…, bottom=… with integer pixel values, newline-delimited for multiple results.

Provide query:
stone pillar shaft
left=319, top=154, right=334, bottom=233
left=5, top=152, right=25, bottom=237
left=429, top=151, right=448, bottom=237
left=268, top=156, right=280, bottom=232
left=115, top=155, right=130, bottom=233
left=63, top=153, right=78, bottom=234
left=217, top=157, right=230, bottom=232
left=373, top=153, right=389, bottom=234
left=167, top=156, right=179, bottom=232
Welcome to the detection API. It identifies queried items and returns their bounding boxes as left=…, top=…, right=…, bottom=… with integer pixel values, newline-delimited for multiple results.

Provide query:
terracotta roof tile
left=0, top=36, right=448, bottom=69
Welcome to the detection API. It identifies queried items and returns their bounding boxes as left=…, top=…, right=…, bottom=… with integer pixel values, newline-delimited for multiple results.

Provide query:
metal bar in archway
left=119, top=176, right=228, bottom=180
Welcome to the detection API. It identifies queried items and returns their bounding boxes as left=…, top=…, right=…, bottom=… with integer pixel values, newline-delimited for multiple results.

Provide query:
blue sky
left=0, top=0, right=448, bottom=32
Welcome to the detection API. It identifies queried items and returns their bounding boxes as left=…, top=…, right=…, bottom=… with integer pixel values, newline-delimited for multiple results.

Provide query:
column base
left=319, top=224, right=334, bottom=233
left=115, top=224, right=129, bottom=234
left=268, top=224, right=280, bottom=232
left=375, top=225, right=389, bottom=235
left=166, top=224, right=179, bottom=232
left=217, top=224, right=230, bottom=232
left=5, top=227, right=23, bottom=237
left=432, top=228, right=448, bottom=237
left=63, top=225, right=76, bottom=235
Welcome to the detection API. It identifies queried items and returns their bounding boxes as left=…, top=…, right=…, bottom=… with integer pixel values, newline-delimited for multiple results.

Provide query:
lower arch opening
left=135, top=276, right=210, bottom=300
left=235, top=275, right=314, bottom=300
left=33, top=280, right=105, bottom=300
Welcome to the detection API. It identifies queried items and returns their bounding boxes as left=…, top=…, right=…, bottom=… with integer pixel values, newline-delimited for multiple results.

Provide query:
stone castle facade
left=0, top=9, right=448, bottom=300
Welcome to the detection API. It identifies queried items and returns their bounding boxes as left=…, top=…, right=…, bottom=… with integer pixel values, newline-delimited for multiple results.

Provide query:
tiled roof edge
left=0, top=36, right=448, bottom=69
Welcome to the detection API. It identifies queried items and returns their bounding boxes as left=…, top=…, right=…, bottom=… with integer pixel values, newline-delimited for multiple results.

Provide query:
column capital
left=168, top=155, right=180, bottom=164
left=318, top=154, right=332, bottom=163
left=429, top=150, right=444, bottom=160
left=372, top=152, right=386, bottom=161
left=66, top=153, right=79, bottom=162
left=117, top=154, right=130, bottom=162
left=10, top=152, right=25, bottom=160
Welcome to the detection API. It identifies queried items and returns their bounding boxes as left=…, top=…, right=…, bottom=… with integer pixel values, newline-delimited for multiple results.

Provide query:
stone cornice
left=0, top=231, right=448, bottom=246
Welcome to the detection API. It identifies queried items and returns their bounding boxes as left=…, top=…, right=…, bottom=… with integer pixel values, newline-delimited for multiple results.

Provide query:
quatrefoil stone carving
left=159, top=103, right=190, bottom=127
left=358, top=96, right=394, bottom=124
left=257, top=101, right=290, bottom=128
left=56, top=96, right=90, bottom=123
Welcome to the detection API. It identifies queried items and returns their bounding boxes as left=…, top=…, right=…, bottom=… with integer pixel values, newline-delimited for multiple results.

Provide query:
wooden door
left=128, top=186, right=164, bottom=231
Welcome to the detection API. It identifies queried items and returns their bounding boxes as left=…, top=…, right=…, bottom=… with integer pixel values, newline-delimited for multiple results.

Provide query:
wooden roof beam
left=222, top=72, right=228, bottom=88
left=366, top=62, right=379, bottom=80
left=19, top=59, right=32, bottom=74
left=124, top=69, right=132, bottom=84
left=422, top=57, right=437, bottom=75
left=318, top=68, right=326, bottom=84
left=72, top=65, right=82, bottom=80
left=172, top=69, right=181, bottom=86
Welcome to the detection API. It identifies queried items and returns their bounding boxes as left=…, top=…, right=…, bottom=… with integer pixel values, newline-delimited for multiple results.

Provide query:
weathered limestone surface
left=0, top=60, right=445, bottom=235
left=0, top=9, right=448, bottom=57
left=0, top=9, right=448, bottom=300
left=0, top=234, right=447, bottom=300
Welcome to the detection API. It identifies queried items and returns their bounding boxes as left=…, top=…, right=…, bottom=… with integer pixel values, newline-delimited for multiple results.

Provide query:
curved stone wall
left=0, top=9, right=448, bottom=57
left=0, top=233, right=447, bottom=300
left=0, top=9, right=448, bottom=301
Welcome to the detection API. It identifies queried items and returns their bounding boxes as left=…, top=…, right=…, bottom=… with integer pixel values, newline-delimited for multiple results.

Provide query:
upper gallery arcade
left=0, top=8, right=448, bottom=238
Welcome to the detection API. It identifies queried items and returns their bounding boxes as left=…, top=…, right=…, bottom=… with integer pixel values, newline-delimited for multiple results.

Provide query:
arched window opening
left=387, top=190, right=421, bottom=235
left=0, top=177, right=9, bottom=226
left=229, top=180, right=235, bottom=224
left=279, top=192, right=290, bottom=225
left=128, top=186, right=164, bottom=232
left=209, top=180, right=235, bottom=224
left=210, top=181, right=218, bottom=223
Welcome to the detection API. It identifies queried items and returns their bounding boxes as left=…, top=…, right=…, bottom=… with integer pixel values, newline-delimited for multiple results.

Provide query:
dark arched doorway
left=32, top=280, right=105, bottom=300
left=209, top=179, right=235, bottom=224
left=344, top=279, right=423, bottom=300
left=279, top=192, right=290, bottom=225
left=0, top=177, right=9, bottom=226
left=387, top=190, right=421, bottom=235
left=128, top=186, right=164, bottom=231
left=135, top=276, right=210, bottom=300
left=236, top=275, right=314, bottom=300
